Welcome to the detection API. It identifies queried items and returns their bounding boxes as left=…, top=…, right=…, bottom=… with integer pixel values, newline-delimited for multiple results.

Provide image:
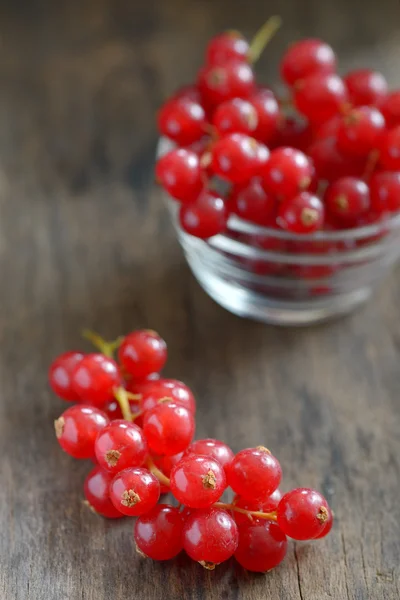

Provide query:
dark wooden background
left=1, top=1, right=400, bottom=599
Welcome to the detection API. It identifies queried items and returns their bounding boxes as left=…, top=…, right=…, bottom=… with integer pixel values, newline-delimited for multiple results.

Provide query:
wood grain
left=0, top=1, right=400, bottom=599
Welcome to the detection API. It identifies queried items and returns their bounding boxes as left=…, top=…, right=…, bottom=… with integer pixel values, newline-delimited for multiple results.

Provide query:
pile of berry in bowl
left=155, top=18, right=400, bottom=325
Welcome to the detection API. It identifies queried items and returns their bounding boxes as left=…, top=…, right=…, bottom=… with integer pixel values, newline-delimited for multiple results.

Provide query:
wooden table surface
left=1, top=1, right=400, bottom=599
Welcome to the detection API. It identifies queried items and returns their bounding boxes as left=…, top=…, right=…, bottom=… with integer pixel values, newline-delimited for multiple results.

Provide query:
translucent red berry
left=183, top=508, right=239, bottom=567
left=206, top=31, right=249, bottom=66
left=72, top=353, right=121, bottom=407
left=277, top=488, right=331, bottom=540
left=210, top=133, right=264, bottom=183
left=294, top=73, right=348, bottom=125
left=325, top=177, right=370, bottom=221
left=140, top=378, right=196, bottom=414
left=308, top=136, right=364, bottom=182
left=170, top=454, right=226, bottom=508
left=379, top=125, right=400, bottom=171
left=262, top=147, right=313, bottom=199
left=344, top=69, right=388, bottom=107
left=250, top=89, right=280, bottom=142
left=232, top=489, right=282, bottom=526
left=314, top=505, right=334, bottom=539
left=337, top=106, right=386, bottom=158
left=48, top=351, right=84, bottom=402
left=226, top=447, right=282, bottom=502
left=156, top=149, right=203, bottom=204
left=278, top=192, right=324, bottom=234
left=54, top=404, right=109, bottom=459
left=231, top=177, right=276, bottom=225
left=109, top=467, right=160, bottom=516
left=84, top=465, right=123, bottom=518
left=280, top=39, right=337, bottom=87
left=118, top=330, right=167, bottom=380
left=152, top=452, right=184, bottom=479
left=95, top=420, right=147, bottom=473
left=134, top=504, right=185, bottom=560
left=184, top=438, right=234, bottom=472
left=143, top=401, right=195, bottom=456
left=369, top=171, right=400, bottom=214
left=104, top=397, right=141, bottom=422
left=179, top=189, right=229, bottom=239
left=158, top=97, right=207, bottom=145
left=381, top=91, right=400, bottom=128
left=197, top=60, right=255, bottom=109
left=212, top=98, right=258, bottom=136
left=271, top=116, right=312, bottom=152
left=234, top=520, right=287, bottom=572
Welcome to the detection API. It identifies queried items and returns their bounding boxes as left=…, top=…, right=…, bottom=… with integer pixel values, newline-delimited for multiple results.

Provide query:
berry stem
left=362, top=149, right=380, bottom=182
left=248, top=16, right=282, bottom=63
left=113, top=386, right=133, bottom=421
left=145, top=456, right=171, bottom=487
left=213, top=502, right=278, bottom=521
left=82, top=329, right=124, bottom=358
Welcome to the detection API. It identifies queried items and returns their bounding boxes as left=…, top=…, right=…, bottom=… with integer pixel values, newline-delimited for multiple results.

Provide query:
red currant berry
left=179, top=189, right=229, bottom=239
left=158, top=97, right=207, bottom=146
left=234, top=520, right=287, bottom=572
left=314, top=505, right=334, bottom=538
left=54, top=404, right=109, bottom=459
left=104, top=397, right=141, bottom=421
left=325, top=177, right=370, bottom=221
left=118, top=330, right=167, bottom=380
left=212, top=98, right=258, bottom=136
left=152, top=452, right=184, bottom=478
left=210, top=133, right=264, bottom=183
left=48, top=351, right=84, bottom=402
left=271, top=116, right=312, bottom=152
left=262, top=147, right=313, bottom=199
left=226, top=447, right=282, bottom=502
left=280, top=39, right=336, bottom=87
left=381, top=91, right=400, bottom=128
left=206, top=31, right=249, bottom=66
left=277, top=192, right=324, bottom=234
left=134, top=504, right=185, bottom=560
left=277, top=487, right=330, bottom=540
left=315, top=115, right=342, bottom=140
left=183, top=508, right=239, bottom=567
left=369, top=171, right=400, bottom=213
left=337, top=107, right=386, bottom=158
left=72, top=353, right=121, bottom=407
left=231, top=177, right=276, bottom=225
left=250, top=89, right=280, bottom=143
left=308, top=136, right=364, bottom=182
left=95, top=420, right=147, bottom=473
left=379, top=125, right=400, bottom=171
left=171, top=84, right=202, bottom=104
left=84, top=465, right=123, bottom=518
left=156, top=149, right=203, bottom=204
left=141, top=379, right=196, bottom=414
left=184, top=438, right=234, bottom=472
left=170, top=454, right=226, bottom=508
left=109, top=467, right=160, bottom=516
left=197, top=60, right=255, bottom=109
left=232, top=489, right=282, bottom=526
left=344, top=69, right=388, bottom=107
left=143, top=401, right=195, bottom=456
left=294, top=73, right=348, bottom=125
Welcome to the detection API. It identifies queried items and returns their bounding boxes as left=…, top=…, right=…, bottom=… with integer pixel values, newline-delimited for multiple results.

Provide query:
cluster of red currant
left=156, top=18, right=400, bottom=240
left=50, top=328, right=333, bottom=572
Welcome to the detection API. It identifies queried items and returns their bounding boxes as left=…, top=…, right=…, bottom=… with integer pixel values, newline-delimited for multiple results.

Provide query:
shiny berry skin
left=118, top=330, right=167, bottom=380
left=184, top=438, right=234, bottom=472
left=379, top=125, right=400, bottom=171
left=337, top=107, right=386, bottom=158
left=262, top=147, right=313, bottom=199
left=231, top=177, right=276, bottom=225
left=232, top=489, right=283, bottom=526
left=134, top=504, right=185, bottom=560
left=294, top=73, right=348, bottom=125
left=212, top=98, right=258, bottom=136
left=226, top=447, right=282, bottom=502
left=54, top=404, right=109, bottom=459
left=94, top=420, right=147, bottom=473
left=234, top=520, right=287, bottom=572
left=325, top=177, right=370, bottom=221
left=143, top=401, right=195, bottom=456
left=280, top=39, right=337, bottom=87
left=314, top=505, right=334, bottom=538
left=158, top=97, right=207, bottom=146
left=71, top=353, right=121, bottom=407
left=344, top=69, right=388, bottom=107
left=104, top=397, right=141, bottom=421
left=278, top=192, right=324, bottom=234
left=141, top=379, right=196, bottom=414
left=271, top=117, right=312, bottom=152
left=381, top=91, right=400, bottom=128
left=83, top=466, right=123, bottom=518
left=197, top=60, right=255, bottom=109
left=250, top=89, right=280, bottom=143
left=155, top=149, right=203, bottom=204
left=183, top=508, right=239, bottom=566
left=152, top=452, right=184, bottom=478
left=109, top=467, right=160, bottom=516
left=277, top=488, right=330, bottom=540
left=179, top=190, right=229, bottom=239
left=170, top=454, right=226, bottom=508
left=48, top=351, right=84, bottom=402
left=210, top=133, right=264, bottom=183
left=369, top=171, right=400, bottom=214
left=206, top=31, right=249, bottom=66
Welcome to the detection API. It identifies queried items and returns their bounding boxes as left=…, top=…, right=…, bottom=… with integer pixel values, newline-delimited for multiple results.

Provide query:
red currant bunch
left=50, top=328, right=333, bottom=573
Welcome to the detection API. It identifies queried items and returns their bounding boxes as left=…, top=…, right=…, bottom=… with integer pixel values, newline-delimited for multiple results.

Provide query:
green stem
left=248, top=16, right=282, bottom=63
left=82, top=329, right=124, bottom=358
left=113, top=386, right=133, bottom=422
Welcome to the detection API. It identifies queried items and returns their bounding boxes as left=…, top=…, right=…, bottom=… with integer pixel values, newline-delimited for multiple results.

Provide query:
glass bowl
left=157, top=139, right=400, bottom=325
